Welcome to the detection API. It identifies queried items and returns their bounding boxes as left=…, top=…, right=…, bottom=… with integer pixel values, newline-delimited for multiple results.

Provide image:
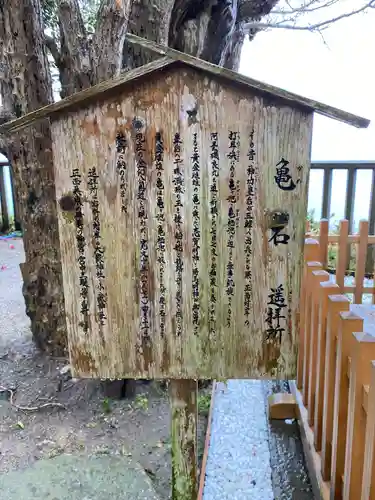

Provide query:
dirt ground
left=0, top=238, right=209, bottom=499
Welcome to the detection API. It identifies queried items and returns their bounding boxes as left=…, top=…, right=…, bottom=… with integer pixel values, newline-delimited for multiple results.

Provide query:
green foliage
left=198, top=394, right=211, bottom=416
left=102, top=397, right=111, bottom=414
left=41, top=0, right=101, bottom=35
left=134, top=393, right=149, bottom=411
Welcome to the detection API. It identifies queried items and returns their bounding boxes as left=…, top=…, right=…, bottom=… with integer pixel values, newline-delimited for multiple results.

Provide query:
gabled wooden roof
left=0, top=34, right=369, bottom=134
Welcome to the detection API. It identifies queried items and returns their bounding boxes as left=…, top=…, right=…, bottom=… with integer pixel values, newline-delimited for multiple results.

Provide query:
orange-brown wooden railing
left=306, top=218, right=375, bottom=303
left=293, top=226, right=375, bottom=500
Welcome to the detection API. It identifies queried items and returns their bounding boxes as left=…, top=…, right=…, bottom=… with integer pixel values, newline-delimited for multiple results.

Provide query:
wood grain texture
left=51, top=65, right=312, bottom=379
left=0, top=36, right=370, bottom=134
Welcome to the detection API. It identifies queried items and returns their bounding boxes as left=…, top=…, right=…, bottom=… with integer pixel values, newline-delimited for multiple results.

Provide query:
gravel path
left=203, top=380, right=274, bottom=500
left=203, top=380, right=314, bottom=500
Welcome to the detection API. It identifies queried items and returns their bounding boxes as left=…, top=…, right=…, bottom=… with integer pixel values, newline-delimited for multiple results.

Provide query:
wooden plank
left=313, top=281, right=340, bottom=452
left=366, top=170, right=375, bottom=274
left=297, top=240, right=321, bottom=389
left=344, top=332, right=375, bottom=500
left=0, top=57, right=174, bottom=134
left=0, top=165, right=9, bottom=232
left=307, top=270, right=330, bottom=426
left=52, top=64, right=312, bottom=380
left=170, top=379, right=198, bottom=500
left=268, top=392, right=297, bottom=419
left=197, top=381, right=216, bottom=500
left=318, top=219, right=329, bottom=268
left=321, top=294, right=350, bottom=481
left=328, top=234, right=375, bottom=245
left=354, top=220, right=369, bottom=303
left=125, top=35, right=370, bottom=129
left=361, top=361, right=375, bottom=499
left=303, top=262, right=323, bottom=405
left=1, top=39, right=370, bottom=134
left=336, top=220, right=349, bottom=291
left=330, top=312, right=363, bottom=499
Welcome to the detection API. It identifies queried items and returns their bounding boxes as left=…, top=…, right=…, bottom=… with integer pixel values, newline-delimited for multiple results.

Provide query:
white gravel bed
left=203, top=380, right=274, bottom=500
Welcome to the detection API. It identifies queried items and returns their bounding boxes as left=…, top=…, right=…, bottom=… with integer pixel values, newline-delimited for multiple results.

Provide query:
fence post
left=319, top=219, right=329, bottom=269
left=8, top=164, right=21, bottom=231
left=331, top=311, right=363, bottom=499
left=0, top=164, right=9, bottom=232
left=336, top=220, right=349, bottom=291
left=303, top=261, right=323, bottom=406
left=307, top=269, right=330, bottom=427
left=297, top=238, right=321, bottom=390
left=361, top=361, right=375, bottom=499
left=354, top=220, right=368, bottom=304
left=321, top=294, right=350, bottom=481
left=344, top=332, right=375, bottom=500
left=313, top=281, right=340, bottom=452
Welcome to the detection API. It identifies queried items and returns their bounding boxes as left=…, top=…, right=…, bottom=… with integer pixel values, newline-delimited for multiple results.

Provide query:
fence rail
left=307, top=218, right=375, bottom=295
left=1, top=160, right=374, bottom=236
left=311, top=161, right=375, bottom=234
left=295, top=237, right=375, bottom=499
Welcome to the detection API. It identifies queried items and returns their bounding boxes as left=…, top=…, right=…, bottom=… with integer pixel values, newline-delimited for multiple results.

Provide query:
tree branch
left=92, top=0, right=133, bottom=82
left=244, top=0, right=375, bottom=31
left=238, top=0, right=280, bottom=22
left=271, top=0, right=340, bottom=16
left=45, top=34, right=61, bottom=68
left=58, top=0, right=92, bottom=96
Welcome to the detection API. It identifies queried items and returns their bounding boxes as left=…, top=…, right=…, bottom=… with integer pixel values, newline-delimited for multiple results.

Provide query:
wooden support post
left=297, top=239, right=321, bottom=390
left=313, top=281, right=339, bottom=452
left=307, top=269, right=330, bottom=427
left=361, top=361, right=375, bottom=499
left=331, top=311, right=363, bottom=499
left=321, top=294, right=350, bottom=481
left=344, top=333, right=375, bottom=500
left=303, top=261, right=323, bottom=405
left=169, top=379, right=198, bottom=500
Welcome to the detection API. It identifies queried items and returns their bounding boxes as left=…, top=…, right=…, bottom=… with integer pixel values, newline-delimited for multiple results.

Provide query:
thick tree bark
left=0, top=0, right=280, bottom=363
left=0, top=0, right=67, bottom=355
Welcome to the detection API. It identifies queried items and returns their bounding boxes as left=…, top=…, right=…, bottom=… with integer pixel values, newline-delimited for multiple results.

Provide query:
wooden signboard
left=0, top=36, right=370, bottom=500
left=50, top=63, right=311, bottom=380
left=1, top=40, right=369, bottom=382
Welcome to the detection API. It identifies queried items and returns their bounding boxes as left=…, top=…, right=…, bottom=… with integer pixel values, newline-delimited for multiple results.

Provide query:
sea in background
left=0, top=152, right=372, bottom=232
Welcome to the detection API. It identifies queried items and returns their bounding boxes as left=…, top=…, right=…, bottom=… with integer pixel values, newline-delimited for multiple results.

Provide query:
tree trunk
left=0, top=0, right=279, bottom=364
left=0, top=0, right=67, bottom=356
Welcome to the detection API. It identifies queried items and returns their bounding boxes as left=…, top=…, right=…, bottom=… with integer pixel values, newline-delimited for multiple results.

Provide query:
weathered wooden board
left=51, top=65, right=312, bottom=379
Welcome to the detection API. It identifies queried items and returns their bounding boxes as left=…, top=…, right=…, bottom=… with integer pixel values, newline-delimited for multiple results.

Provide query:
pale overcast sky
left=2, top=5, right=374, bottom=225
left=239, top=5, right=375, bottom=225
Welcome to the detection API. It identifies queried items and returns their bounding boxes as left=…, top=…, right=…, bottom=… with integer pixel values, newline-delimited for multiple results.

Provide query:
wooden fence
left=306, top=218, right=375, bottom=302
left=0, top=161, right=20, bottom=233
left=294, top=230, right=375, bottom=499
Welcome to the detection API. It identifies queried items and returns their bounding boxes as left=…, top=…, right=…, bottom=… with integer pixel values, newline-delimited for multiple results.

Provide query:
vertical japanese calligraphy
left=116, top=132, right=128, bottom=214
left=88, top=167, right=107, bottom=326
left=71, top=168, right=89, bottom=334
left=268, top=211, right=290, bottom=246
left=225, top=131, right=240, bottom=328
left=265, top=285, right=287, bottom=343
left=155, top=132, right=166, bottom=337
left=244, top=129, right=256, bottom=327
left=191, top=133, right=200, bottom=335
left=209, top=132, right=219, bottom=339
left=136, top=132, right=150, bottom=339
left=173, top=133, right=184, bottom=336
left=274, top=158, right=300, bottom=191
